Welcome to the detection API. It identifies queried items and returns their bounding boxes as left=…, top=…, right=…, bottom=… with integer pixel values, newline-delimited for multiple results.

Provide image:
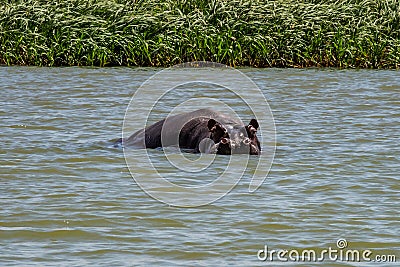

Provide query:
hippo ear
left=249, top=119, right=259, bottom=129
left=207, top=119, right=217, bottom=131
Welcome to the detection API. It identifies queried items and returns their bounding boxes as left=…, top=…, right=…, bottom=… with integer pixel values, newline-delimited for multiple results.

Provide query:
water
left=1, top=66, right=399, bottom=266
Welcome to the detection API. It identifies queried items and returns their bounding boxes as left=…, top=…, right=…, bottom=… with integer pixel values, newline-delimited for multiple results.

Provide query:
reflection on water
left=1, top=67, right=399, bottom=266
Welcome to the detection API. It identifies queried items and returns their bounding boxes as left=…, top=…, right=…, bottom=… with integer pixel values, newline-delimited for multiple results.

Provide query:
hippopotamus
left=119, top=108, right=261, bottom=155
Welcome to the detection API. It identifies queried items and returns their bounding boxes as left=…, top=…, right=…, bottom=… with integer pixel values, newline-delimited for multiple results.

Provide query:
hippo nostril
left=243, top=138, right=251, bottom=145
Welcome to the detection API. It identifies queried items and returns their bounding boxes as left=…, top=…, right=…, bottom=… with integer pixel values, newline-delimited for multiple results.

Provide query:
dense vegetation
left=1, top=0, right=399, bottom=68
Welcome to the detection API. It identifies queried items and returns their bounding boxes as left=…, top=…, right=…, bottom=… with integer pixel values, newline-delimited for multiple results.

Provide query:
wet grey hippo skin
left=120, top=108, right=261, bottom=155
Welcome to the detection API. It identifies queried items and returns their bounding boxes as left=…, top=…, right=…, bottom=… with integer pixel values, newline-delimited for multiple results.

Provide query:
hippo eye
left=221, top=138, right=229, bottom=144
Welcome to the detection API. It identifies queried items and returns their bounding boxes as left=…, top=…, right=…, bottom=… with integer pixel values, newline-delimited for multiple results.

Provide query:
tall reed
left=1, top=0, right=399, bottom=68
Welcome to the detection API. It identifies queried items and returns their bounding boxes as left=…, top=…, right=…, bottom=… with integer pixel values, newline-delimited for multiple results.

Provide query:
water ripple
left=1, top=67, right=399, bottom=266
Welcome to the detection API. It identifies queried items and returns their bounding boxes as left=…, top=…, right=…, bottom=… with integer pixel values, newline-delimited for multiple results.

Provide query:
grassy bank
left=1, top=0, right=400, bottom=68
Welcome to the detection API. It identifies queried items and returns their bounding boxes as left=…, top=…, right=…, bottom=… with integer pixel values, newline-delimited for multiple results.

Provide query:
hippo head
left=207, top=118, right=261, bottom=155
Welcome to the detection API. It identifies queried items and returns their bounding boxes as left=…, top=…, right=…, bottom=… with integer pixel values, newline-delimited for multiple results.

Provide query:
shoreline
left=1, top=0, right=399, bottom=68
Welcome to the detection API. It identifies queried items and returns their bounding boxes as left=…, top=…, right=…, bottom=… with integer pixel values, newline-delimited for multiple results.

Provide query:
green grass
left=1, top=0, right=400, bottom=68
